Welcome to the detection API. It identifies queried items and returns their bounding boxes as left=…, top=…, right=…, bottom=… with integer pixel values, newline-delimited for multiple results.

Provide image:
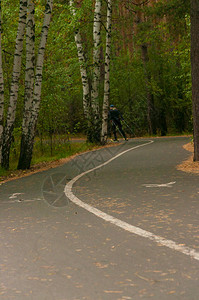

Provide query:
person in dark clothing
left=108, top=105, right=128, bottom=141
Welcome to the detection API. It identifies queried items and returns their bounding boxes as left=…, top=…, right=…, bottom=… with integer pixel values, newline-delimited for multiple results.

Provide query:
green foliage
left=2, top=0, right=19, bottom=108
left=110, top=53, right=148, bottom=135
left=37, top=1, right=87, bottom=137
left=129, top=0, right=192, bottom=134
left=0, top=136, right=96, bottom=180
left=1, top=0, right=193, bottom=167
left=31, top=138, right=93, bottom=164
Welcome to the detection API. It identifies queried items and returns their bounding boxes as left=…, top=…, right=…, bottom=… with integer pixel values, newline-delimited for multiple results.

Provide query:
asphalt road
left=0, top=136, right=199, bottom=300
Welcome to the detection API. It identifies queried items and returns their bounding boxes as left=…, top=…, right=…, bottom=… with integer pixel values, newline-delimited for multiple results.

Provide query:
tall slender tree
left=69, top=0, right=91, bottom=121
left=17, top=0, right=35, bottom=169
left=0, top=0, right=4, bottom=163
left=191, top=0, right=199, bottom=161
left=1, top=0, right=27, bottom=169
left=91, top=0, right=102, bottom=142
left=18, top=0, right=53, bottom=170
left=70, top=0, right=103, bottom=143
left=134, top=0, right=157, bottom=135
left=101, top=0, right=112, bottom=144
left=141, top=44, right=157, bottom=135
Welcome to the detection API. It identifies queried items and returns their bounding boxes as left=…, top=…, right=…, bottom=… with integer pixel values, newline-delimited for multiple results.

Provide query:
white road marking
left=9, top=193, right=24, bottom=199
left=64, top=140, right=199, bottom=261
left=0, top=198, right=42, bottom=204
left=142, top=181, right=176, bottom=188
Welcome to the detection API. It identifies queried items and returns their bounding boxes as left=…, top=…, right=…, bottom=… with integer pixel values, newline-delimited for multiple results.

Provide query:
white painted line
left=64, top=140, right=199, bottom=261
left=0, top=198, right=42, bottom=204
left=9, top=193, right=25, bottom=199
left=142, top=181, right=176, bottom=188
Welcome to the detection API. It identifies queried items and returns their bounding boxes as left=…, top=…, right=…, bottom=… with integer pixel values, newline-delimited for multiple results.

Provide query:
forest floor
left=177, top=142, right=199, bottom=174
left=0, top=138, right=198, bottom=184
left=0, top=140, right=121, bottom=184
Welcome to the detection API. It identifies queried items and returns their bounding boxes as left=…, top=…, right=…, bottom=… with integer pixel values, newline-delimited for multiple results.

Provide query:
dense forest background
left=0, top=0, right=192, bottom=170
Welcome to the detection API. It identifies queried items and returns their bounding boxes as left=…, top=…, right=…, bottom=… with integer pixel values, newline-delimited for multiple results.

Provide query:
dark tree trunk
left=1, top=125, right=14, bottom=170
left=17, top=133, right=34, bottom=169
left=141, top=44, right=157, bottom=135
left=191, top=0, right=199, bottom=161
left=0, top=0, right=4, bottom=163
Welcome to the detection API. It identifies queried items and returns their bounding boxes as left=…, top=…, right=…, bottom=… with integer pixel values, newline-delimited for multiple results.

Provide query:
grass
left=0, top=131, right=192, bottom=181
left=0, top=135, right=97, bottom=181
left=31, top=138, right=95, bottom=164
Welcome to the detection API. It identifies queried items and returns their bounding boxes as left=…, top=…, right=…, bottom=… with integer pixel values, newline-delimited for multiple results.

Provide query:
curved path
left=0, top=137, right=199, bottom=299
left=64, top=140, right=199, bottom=261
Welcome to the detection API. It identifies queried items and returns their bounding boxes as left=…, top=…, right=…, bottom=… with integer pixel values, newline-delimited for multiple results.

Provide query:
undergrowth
left=0, top=135, right=95, bottom=179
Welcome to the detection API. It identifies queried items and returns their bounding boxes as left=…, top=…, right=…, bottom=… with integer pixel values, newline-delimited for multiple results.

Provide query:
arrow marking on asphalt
left=64, top=140, right=199, bottom=261
left=9, top=193, right=25, bottom=199
left=142, top=181, right=176, bottom=188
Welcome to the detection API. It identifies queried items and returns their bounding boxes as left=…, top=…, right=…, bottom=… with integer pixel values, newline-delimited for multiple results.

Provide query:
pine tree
left=191, top=0, right=199, bottom=161
left=0, top=0, right=4, bottom=163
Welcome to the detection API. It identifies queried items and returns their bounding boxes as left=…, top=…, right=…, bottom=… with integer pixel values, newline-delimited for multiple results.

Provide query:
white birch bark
left=101, top=0, right=112, bottom=144
left=91, top=0, right=102, bottom=120
left=69, top=0, right=90, bottom=120
left=17, top=0, right=35, bottom=169
left=22, top=0, right=35, bottom=135
left=0, top=0, right=4, bottom=162
left=1, top=0, right=27, bottom=169
left=18, top=0, right=53, bottom=169
left=32, top=0, right=53, bottom=119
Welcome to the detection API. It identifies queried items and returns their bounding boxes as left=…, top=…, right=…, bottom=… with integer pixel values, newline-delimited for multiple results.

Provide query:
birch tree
left=70, top=0, right=103, bottom=143
left=17, top=0, right=35, bottom=169
left=101, top=0, right=112, bottom=144
left=18, top=0, right=53, bottom=170
left=0, top=0, right=4, bottom=163
left=69, top=0, right=91, bottom=121
left=91, top=0, right=102, bottom=142
left=191, top=0, right=199, bottom=161
left=1, top=0, right=27, bottom=169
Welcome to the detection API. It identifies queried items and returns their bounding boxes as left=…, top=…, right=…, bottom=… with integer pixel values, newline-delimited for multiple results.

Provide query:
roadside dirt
left=0, top=156, right=75, bottom=184
left=0, top=141, right=198, bottom=184
left=177, top=142, right=199, bottom=175
left=0, top=142, right=122, bottom=184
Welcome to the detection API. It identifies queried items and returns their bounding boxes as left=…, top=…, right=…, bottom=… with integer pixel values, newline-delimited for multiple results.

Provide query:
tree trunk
left=70, top=0, right=103, bottom=143
left=1, top=0, right=27, bottom=169
left=101, top=0, right=112, bottom=144
left=17, top=0, right=53, bottom=170
left=141, top=44, right=156, bottom=135
left=69, top=0, right=91, bottom=121
left=91, top=0, right=102, bottom=143
left=0, top=0, right=4, bottom=163
left=191, top=0, right=199, bottom=161
left=17, top=0, right=35, bottom=169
